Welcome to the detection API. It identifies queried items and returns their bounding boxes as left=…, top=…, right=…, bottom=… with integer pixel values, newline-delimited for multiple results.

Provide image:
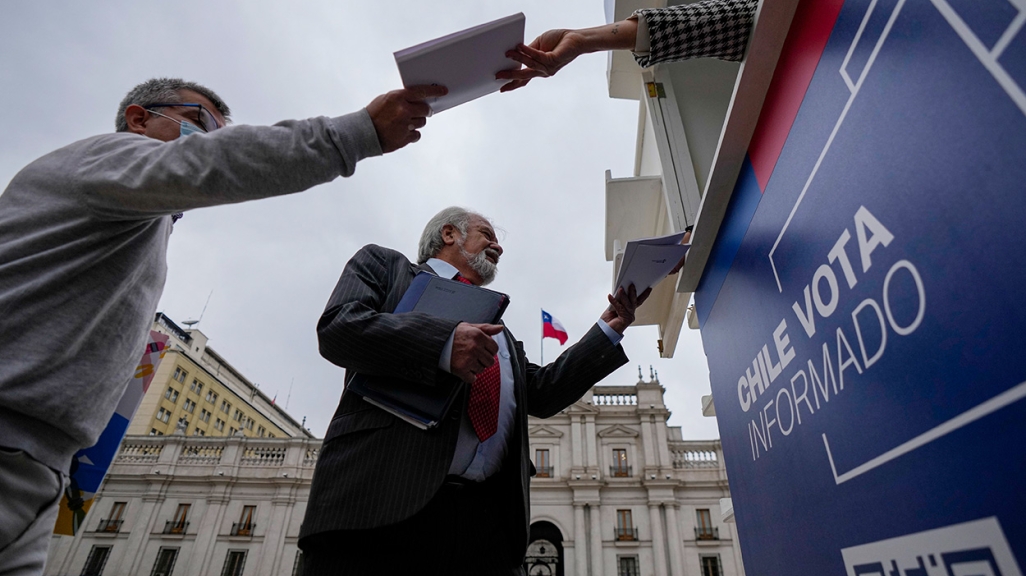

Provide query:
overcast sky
left=1, top=0, right=720, bottom=439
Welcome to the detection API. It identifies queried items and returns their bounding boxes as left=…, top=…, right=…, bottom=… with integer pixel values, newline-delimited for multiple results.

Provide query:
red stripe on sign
left=749, top=0, right=846, bottom=192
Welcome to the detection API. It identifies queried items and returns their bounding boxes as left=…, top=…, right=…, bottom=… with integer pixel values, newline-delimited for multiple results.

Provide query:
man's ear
left=123, top=104, right=149, bottom=135
left=441, top=224, right=459, bottom=247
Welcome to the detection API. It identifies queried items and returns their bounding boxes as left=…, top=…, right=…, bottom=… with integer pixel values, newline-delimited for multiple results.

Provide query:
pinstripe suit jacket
left=299, top=244, right=628, bottom=562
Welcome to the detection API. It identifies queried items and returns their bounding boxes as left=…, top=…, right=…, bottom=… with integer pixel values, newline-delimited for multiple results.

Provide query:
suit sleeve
left=317, top=245, right=461, bottom=386
left=523, top=323, right=629, bottom=418
left=634, top=0, right=757, bottom=67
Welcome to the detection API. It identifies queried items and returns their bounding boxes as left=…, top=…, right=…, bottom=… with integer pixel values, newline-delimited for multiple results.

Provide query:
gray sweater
left=0, top=111, right=382, bottom=472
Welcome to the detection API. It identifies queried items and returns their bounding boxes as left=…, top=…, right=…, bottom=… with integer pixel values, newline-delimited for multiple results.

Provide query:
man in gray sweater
left=0, top=77, right=445, bottom=575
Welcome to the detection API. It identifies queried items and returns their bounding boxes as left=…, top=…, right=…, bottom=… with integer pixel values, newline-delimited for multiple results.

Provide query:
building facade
left=133, top=314, right=311, bottom=440
left=46, top=373, right=741, bottom=576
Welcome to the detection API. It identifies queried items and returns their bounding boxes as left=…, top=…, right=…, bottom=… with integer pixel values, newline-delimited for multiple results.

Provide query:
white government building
left=46, top=370, right=742, bottom=576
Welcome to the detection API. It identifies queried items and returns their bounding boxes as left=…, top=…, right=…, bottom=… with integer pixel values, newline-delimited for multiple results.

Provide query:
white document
left=394, top=13, right=525, bottom=114
left=614, top=232, right=691, bottom=294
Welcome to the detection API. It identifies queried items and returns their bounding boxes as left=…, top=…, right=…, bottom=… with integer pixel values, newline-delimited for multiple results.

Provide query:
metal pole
left=540, top=308, right=544, bottom=365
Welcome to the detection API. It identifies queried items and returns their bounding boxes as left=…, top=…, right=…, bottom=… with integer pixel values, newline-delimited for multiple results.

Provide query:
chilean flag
left=542, top=310, right=568, bottom=345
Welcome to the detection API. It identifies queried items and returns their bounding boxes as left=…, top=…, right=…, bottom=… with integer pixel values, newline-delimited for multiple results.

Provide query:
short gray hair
left=417, top=207, right=485, bottom=264
left=115, top=78, right=232, bottom=132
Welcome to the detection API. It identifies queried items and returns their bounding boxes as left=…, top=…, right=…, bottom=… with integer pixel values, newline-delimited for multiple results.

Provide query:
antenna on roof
left=182, top=290, right=214, bottom=328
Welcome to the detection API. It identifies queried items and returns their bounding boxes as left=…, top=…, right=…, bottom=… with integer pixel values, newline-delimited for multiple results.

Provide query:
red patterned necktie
left=455, top=274, right=500, bottom=441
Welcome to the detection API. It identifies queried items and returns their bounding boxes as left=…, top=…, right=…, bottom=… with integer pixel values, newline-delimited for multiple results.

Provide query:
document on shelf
left=614, top=231, right=691, bottom=294
left=394, top=13, right=525, bottom=114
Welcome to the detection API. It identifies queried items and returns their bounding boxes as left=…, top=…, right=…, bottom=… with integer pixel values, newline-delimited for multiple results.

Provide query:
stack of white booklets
left=613, top=231, right=691, bottom=294
left=394, top=13, right=525, bottom=114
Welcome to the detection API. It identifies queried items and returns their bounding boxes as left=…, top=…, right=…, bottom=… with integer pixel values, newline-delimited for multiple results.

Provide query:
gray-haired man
left=0, top=77, right=445, bottom=575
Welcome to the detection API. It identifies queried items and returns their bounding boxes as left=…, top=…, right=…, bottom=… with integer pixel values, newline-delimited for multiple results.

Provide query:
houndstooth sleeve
left=634, top=0, right=758, bottom=67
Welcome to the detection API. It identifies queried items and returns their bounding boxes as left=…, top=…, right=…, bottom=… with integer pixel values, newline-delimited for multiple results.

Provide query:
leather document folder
left=348, top=272, right=510, bottom=429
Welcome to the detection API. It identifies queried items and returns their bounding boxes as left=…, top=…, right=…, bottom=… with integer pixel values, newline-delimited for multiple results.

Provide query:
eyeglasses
left=144, top=102, right=222, bottom=133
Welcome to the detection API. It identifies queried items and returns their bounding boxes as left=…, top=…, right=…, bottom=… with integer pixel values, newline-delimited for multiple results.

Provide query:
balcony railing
left=695, top=526, right=719, bottom=540
left=535, top=466, right=554, bottom=478
left=162, top=520, right=188, bottom=535
left=95, top=518, right=123, bottom=533
left=230, top=522, right=256, bottom=536
left=613, top=526, right=639, bottom=541
left=609, top=465, right=633, bottom=477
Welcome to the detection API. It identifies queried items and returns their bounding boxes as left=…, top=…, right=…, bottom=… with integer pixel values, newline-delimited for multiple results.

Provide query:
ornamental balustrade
left=112, top=435, right=322, bottom=478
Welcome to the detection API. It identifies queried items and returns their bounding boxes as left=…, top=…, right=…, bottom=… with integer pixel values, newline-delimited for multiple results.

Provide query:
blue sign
left=695, top=0, right=1026, bottom=573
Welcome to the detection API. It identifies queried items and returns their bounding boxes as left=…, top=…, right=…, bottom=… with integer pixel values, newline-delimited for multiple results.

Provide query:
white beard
left=458, top=241, right=499, bottom=286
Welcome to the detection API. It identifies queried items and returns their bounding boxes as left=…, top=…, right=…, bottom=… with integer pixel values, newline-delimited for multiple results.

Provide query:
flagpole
left=540, top=308, right=544, bottom=365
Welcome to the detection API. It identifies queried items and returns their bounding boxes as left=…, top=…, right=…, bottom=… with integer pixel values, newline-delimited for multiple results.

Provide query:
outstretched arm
left=497, top=0, right=757, bottom=92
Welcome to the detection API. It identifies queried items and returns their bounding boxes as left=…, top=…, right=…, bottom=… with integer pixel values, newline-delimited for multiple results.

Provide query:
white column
left=589, top=505, right=604, bottom=576
left=256, top=494, right=291, bottom=576
left=574, top=504, right=588, bottom=576
left=649, top=504, right=668, bottom=576
left=196, top=495, right=230, bottom=574
left=584, top=416, right=598, bottom=471
left=641, top=417, right=657, bottom=470
left=571, top=417, right=584, bottom=468
left=124, top=495, right=163, bottom=574
left=665, top=504, right=685, bottom=576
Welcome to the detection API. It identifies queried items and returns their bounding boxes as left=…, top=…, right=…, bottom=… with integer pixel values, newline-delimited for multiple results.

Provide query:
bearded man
left=299, top=206, right=649, bottom=575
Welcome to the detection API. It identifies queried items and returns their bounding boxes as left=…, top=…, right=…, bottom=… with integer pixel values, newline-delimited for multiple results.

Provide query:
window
left=82, top=545, right=112, bottom=576
left=220, top=400, right=231, bottom=414
left=268, top=433, right=275, bottom=438
left=190, top=379, right=203, bottom=393
left=215, top=419, right=225, bottom=432
left=172, top=367, right=187, bottom=383
left=206, top=390, right=218, bottom=403
left=229, top=427, right=237, bottom=436
left=700, top=555, right=723, bottom=576
left=164, top=388, right=179, bottom=403
left=150, top=547, right=179, bottom=576
left=292, top=551, right=304, bottom=576
left=98, top=502, right=125, bottom=533
left=696, top=509, right=717, bottom=540
left=177, top=417, right=189, bottom=430
left=200, top=409, right=211, bottom=423
left=183, top=399, right=196, bottom=413
left=612, top=448, right=630, bottom=477
left=157, top=408, right=171, bottom=423
left=150, top=428, right=160, bottom=436
left=617, top=556, right=640, bottom=576
left=245, top=418, right=254, bottom=431
left=615, top=510, right=636, bottom=541
left=165, top=504, right=189, bottom=534
left=233, top=408, right=243, bottom=422
left=232, top=505, right=256, bottom=536
left=193, top=428, right=205, bottom=436
left=534, top=449, right=551, bottom=477
left=257, top=425, right=266, bottom=437
left=221, top=551, right=247, bottom=576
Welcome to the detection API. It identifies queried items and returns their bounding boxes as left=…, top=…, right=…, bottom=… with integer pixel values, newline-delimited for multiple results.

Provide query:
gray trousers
left=0, top=447, right=65, bottom=576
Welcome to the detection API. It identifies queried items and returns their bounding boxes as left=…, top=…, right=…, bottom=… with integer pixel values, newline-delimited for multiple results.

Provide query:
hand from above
left=669, top=230, right=693, bottom=275
left=496, top=29, right=586, bottom=92
left=366, top=85, right=448, bottom=153
left=601, top=284, right=652, bottom=334
left=450, top=323, right=504, bottom=384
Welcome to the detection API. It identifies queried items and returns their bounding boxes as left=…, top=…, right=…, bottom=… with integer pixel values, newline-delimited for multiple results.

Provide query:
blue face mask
left=179, top=120, right=204, bottom=137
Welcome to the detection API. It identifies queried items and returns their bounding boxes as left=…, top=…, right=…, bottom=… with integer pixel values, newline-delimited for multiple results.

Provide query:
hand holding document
left=395, top=13, right=525, bottom=114
left=614, top=231, right=691, bottom=294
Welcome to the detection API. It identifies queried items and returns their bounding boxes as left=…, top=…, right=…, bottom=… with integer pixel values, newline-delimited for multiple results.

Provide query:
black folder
left=347, top=272, right=510, bottom=429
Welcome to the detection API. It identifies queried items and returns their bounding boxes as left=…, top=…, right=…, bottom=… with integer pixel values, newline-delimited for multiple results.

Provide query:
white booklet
left=614, top=231, right=691, bottom=294
left=394, top=13, right=525, bottom=114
